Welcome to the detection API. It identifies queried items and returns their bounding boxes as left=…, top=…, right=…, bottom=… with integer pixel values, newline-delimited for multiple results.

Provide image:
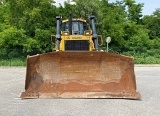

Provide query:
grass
left=122, top=51, right=160, bottom=64
left=134, top=56, right=160, bottom=64
left=0, top=58, right=26, bottom=66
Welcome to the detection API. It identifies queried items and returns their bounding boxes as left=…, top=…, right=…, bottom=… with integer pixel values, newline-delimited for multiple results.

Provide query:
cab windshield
left=62, top=21, right=86, bottom=35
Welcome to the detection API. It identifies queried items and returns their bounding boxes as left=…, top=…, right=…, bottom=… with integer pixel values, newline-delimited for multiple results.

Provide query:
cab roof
left=62, top=18, right=86, bottom=23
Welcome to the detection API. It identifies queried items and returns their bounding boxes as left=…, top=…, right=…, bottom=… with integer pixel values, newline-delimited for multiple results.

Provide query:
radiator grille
left=65, top=40, right=89, bottom=50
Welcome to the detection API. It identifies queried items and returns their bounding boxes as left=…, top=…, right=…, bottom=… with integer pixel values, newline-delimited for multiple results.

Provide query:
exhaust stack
left=90, top=15, right=98, bottom=51
left=69, top=12, right=72, bottom=35
left=55, top=16, right=61, bottom=51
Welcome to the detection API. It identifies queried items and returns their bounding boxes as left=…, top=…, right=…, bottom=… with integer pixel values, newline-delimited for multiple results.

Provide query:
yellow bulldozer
left=21, top=14, right=141, bottom=99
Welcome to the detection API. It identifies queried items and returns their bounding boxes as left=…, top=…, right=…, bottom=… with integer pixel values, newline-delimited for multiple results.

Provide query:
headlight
left=86, top=32, right=90, bottom=35
left=84, top=30, right=91, bottom=35
left=62, top=31, right=69, bottom=36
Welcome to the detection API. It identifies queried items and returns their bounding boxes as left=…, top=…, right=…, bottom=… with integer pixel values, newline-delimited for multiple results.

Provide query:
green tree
left=100, top=0, right=150, bottom=53
left=124, top=0, right=143, bottom=23
left=0, top=0, right=58, bottom=59
left=7, top=0, right=57, bottom=53
left=0, top=1, right=10, bottom=31
left=142, top=9, right=160, bottom=40
left=141, top=8, right=160, bottom=58
left=0, top=27, right=27, bottom=58
left=100, top=0, right=127, bottom=52
left=153, top=8, right=160, bottom=17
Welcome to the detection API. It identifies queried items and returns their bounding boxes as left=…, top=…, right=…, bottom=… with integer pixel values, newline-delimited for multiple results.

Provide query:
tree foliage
left=0, top=0, right=160, bottom=63
left=0, top=0, right=56, bottom=57
left=142, top=9, right=160, bottom=40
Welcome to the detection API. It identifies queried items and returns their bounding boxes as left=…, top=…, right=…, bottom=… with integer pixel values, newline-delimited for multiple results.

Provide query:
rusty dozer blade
left=21, top=51, right=141, bottom=99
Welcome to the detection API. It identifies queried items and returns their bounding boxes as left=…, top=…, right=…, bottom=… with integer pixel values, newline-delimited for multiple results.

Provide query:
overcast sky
left=55, top=0, right=160, bottom=15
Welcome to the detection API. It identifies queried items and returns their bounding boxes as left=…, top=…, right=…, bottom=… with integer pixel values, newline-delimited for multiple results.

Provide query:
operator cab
left=61, top=19, right=87, bottom=35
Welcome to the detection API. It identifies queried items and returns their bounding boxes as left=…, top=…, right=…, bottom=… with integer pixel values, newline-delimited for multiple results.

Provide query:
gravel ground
left=0, top=66, right=160, bottom=116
